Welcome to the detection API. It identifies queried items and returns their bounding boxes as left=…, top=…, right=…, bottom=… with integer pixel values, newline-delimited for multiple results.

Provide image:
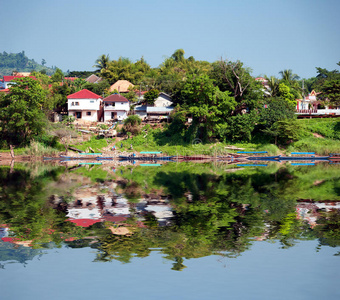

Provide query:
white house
left=3, top=75, right=35, bottom=88
left=67, top=89, right=102, bottom=122
left=154, top=92, right=173, bottom=107
left=134, top=92, right=174, bottom=120
left=103, top=94, right=130, bottom=121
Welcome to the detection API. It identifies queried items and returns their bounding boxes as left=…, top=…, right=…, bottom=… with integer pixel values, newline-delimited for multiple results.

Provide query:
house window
left=90, top=100, right=94, bottom=103
left=71, top=102, right=75, bottom=106
left=86, top=112, right=91, bottom=116
left=75, top=102, right=79, bottom=106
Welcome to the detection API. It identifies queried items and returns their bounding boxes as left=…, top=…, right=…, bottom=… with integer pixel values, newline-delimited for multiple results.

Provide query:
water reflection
left=0, top=162, right=339, bottom=270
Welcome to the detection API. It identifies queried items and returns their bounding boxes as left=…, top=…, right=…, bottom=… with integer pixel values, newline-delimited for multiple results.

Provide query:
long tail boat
left=118, top=155, right=175, bottom=161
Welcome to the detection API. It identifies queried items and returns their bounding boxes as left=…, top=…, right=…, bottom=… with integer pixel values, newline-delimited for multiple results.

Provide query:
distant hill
left=0, top=51, right=57, bottom=76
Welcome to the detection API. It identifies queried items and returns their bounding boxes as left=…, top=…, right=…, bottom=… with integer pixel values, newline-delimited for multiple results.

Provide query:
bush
left=122, top=115, right=142, bottom=135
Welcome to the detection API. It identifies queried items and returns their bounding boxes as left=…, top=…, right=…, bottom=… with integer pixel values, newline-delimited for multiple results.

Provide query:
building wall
left=67, top=98, right=101, bottom=111
left=104, top=110, right=128, bottom=121
left=135, top=111, right=147, bottom=119
left=69, top=110, right=98, bottom=121
left=154, top=95, right=173, bottom=107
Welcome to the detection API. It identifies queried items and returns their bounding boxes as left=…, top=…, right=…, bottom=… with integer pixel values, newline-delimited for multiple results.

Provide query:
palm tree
left=93, top=54, right=110, bottom=73
left=279, top=69, right=300, bottom=82
left=265, top=76, right=280, bottom=97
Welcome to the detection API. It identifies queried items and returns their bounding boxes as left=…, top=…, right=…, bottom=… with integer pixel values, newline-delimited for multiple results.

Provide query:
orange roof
left=67, top=89, right=101, bottom=99
left=109, top=80, right=134, bottom=93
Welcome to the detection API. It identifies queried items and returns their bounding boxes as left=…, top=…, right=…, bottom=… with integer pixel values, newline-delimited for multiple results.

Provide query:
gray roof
left=147, top=106, right=174, bottom=113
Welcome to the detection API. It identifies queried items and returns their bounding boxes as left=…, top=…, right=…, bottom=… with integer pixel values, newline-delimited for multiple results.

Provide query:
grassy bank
left=2, top=118, right=339, bottom=157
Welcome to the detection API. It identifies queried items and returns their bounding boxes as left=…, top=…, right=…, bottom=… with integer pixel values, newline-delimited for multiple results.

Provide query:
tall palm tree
left=93, top=54, right=110, bottom=73
left=265, top=76, right=280, bottom=97
left=279, top=69, right=300, bottom=82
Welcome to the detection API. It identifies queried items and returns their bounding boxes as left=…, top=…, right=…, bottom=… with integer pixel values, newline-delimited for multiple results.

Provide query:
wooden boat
left=118, top=155, right=175, bottom=161
left=248, top=155, right=330, bottom=161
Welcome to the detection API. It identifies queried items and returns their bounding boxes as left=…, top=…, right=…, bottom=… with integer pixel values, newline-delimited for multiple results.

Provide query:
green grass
left=287, top=137, right=340, bottom=155
left=21, top=141, right=60, bottom=156
left=299, top=118, right=340, bottom=140
left=71, top=135, right=115, bottom=153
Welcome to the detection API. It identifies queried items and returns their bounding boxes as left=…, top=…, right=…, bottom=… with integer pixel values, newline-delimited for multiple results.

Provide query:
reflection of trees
left=0, top=166, right=86, bottom=248
left=314, top=210, right=340, bottom=248
left=1, top=163, right=339, bottom=269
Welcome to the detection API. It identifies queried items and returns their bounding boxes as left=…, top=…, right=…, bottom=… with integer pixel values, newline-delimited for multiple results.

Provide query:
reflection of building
left=136, top=196, right=174, bottom=226
left=296, top=201, right=340, bottom=228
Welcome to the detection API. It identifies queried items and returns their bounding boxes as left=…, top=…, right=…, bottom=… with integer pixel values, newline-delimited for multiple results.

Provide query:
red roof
left=64, top=77, right=78, bottom=81
left=1, top=237, right=17, bottom=243
left=0, top=88, right=10, bottom=93
left=3, top=75, right=36, bottom=82
left=102, top=215, right=129, bottom=223
left=67, top=89, right=102, bottom=99
left=103, top=94, right=129, bottom=102
left=67, top=218, right=103, bottom=227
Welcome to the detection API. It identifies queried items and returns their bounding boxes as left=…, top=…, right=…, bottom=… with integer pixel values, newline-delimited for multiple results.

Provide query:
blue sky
left=0, top=0, right=339, bottom=78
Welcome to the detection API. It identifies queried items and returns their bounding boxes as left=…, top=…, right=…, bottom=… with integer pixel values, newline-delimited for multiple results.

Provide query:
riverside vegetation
left=0, top=50, right=339, bottom=156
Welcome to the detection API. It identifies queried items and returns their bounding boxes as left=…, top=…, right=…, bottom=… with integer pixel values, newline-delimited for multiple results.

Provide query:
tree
left=265, top=76, right=280, bottom=97
left=51, top=68, right=64, bottom=82
left=176, top=74, right=236, bottom=141
left=93, top=54, right=110, bottom=73
left=171, top=49, right=185, bottom=63
left=0, top=77, right=47, bottom=145
left=279, top=69, right=300, bottom=82
left=319, top=79, right=340, bottom=106
left=41, top=59, right=46, bottom=66
left=259, top=97, right=296, bottom=128
left=210, top=59, right=253, bottom=101
left=143, top=89, right=159, bottom=105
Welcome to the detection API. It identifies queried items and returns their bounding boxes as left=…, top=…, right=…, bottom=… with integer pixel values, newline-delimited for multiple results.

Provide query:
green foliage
left=319, top=79, right=340, bottom=106
left=51, top=68, right=64, bottom=82
left=122, top=115, right=142, bottom=135
left=287, top=136, right=340, bottom=155
left=278, top=83, right=296, bottom=105
left=0, top=51, right=55, bottom=76
left=259, top=97, right=296, bottom=128
left=72, top=135, right=113, bottom=152
left=176, top=74, right=236, bottom=141
left=225, top=111, right=259, bottom=142
left=301, top=118, right=340, bottom=140
left=143, top=89, right=159, bottom=105
left=0, top=77, right=48, bottom=146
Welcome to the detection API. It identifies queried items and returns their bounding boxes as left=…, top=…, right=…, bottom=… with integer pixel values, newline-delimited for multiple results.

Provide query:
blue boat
left=119, top=155, right=174, bottom=161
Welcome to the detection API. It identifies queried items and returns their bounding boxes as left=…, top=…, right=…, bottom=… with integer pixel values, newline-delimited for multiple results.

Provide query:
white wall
left=104, top=110, right=128, bottom=121
left=70, top=110, right=98, bottom=122
left=154, top=94, right=173, bottom=107
left=104, top=102, right=129, bottom=110
left=68, top=98, right=102, bottom=111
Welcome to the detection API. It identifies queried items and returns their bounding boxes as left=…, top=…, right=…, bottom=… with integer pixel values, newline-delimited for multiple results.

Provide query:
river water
left=0, top=162, right=339, bottom=299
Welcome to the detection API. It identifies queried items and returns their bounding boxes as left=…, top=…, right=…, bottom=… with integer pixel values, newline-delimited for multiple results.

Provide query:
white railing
left=296, top=109, right=340, bottom=115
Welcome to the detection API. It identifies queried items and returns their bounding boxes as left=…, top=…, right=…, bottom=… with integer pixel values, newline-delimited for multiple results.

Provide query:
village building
left=108, top=80, right=134, bottom=93
left=85, top=74, right=103, bottom=84
left=103, top=94, right=130, bottom=121
left=134, top=92, right=174, bottom=121
left=2, top=75, right=36, bottom=89
left=67, top=89, right=103, bottom=122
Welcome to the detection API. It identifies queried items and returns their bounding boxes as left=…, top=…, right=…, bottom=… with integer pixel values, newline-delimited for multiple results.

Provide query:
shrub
left=122, top=115, right=142, bottom=135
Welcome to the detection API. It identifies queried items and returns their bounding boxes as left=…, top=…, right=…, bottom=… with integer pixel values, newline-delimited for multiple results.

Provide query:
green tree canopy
left=143, top=89, right=159, bottom=105
left=0, top=77, right=47, bottom=146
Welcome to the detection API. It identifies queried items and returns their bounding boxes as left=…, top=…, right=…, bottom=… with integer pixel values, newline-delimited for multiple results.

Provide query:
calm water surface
left=0, top=162, right=339, bottom=299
